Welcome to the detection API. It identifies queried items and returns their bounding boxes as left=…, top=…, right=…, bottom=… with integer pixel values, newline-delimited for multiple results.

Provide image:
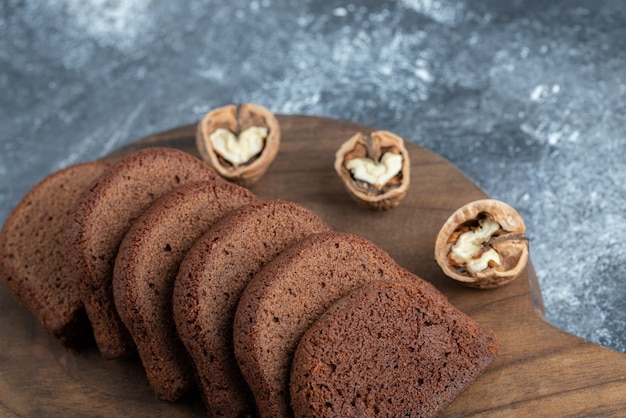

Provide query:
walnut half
left=334, top=130, right=410, bottom=211
left=196, top=103, right=281, bottom=187
left=434, top=199, right=529, bottom=289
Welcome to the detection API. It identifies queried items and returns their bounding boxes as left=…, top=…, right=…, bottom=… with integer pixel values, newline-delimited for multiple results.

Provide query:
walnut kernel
left=196, top=103, right=280, bottom=187
left=434, top=199, right=529, bottom=288
left=334, top=130, right=410, bottom=211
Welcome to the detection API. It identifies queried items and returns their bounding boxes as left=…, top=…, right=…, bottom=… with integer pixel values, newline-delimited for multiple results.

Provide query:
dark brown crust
left=290, top=280, right=498, bottom=418
left=0, top=161, right=111, bottom=349
left=233, top=231, right=423, bottom=418
left=66, top=147, right=220, bottom=359
left=172, top=200, right=330, bottom=417
left=113, top=180, right=255, bottom=401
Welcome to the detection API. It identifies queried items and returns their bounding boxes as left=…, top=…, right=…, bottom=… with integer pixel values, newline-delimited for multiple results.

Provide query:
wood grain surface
left=1, top=115, right=624, bottom=416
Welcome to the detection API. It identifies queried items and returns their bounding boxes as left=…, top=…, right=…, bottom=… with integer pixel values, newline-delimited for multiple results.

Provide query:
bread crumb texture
left=290, top=280, right=498, bottom=418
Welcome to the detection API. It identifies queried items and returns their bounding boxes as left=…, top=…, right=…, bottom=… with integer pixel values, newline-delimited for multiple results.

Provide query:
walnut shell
left=334, top=130, right=410, bottom=211
left=196, top=103, right=280, bottom=187
left=434, top=199, right=529, bottom=289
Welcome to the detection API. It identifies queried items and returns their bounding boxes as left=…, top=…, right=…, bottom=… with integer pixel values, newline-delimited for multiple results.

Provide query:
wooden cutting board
left=1, top=115, right=625, bottom=416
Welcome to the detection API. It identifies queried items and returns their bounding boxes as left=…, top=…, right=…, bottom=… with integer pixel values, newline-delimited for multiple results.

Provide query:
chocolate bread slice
left=112, top=180, right=255, bottom=401
left=290, top=280, right=498, bottom=417
left=172, top=200, right=330, bottom=417
left=66, top=147, right=220, bottom=359
left=233, top=231, right=427, bottom=418
left=0, top=161, right=110, bottom=348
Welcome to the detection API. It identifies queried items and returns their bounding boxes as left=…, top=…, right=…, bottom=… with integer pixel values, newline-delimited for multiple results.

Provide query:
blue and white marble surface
left=1, top=1, right=625, bottom=352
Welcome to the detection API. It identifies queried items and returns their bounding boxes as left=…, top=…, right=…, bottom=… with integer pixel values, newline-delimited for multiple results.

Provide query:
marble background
left=1, top=0, right=625, bottom=352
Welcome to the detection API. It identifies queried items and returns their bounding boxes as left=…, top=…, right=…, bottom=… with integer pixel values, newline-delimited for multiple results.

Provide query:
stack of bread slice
left=0, top=147, right=497, bottom=417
